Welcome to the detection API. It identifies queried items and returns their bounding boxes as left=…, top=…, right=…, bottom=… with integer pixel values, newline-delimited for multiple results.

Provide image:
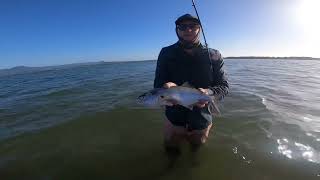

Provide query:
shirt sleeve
left=153, top=48, right=169, bottom=88
left=207, top=49, right=229, bottom=100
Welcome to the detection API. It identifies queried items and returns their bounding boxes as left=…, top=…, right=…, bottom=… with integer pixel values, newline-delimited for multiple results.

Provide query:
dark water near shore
left=0, top=59, right=320, bottom=179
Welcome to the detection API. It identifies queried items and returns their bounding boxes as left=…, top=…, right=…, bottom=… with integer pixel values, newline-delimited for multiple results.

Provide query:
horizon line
left=2, top=56, right=320, bottom=70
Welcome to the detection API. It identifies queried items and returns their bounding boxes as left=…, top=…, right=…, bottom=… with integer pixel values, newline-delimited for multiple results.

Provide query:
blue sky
left=0, top=0, right=319, bottom=69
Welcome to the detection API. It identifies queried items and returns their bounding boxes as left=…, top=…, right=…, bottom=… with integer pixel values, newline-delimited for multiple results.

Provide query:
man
left=154, top=14, right=229, bottom=156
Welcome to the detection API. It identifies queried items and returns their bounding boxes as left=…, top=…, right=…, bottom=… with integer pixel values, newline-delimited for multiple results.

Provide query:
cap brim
left=175, top=18, right=200, bottom=25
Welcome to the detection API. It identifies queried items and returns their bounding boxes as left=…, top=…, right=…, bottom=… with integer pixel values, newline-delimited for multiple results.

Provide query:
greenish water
left=1, top=59, right=320, bottom=179
left=0, top=108, right=319, bottom=179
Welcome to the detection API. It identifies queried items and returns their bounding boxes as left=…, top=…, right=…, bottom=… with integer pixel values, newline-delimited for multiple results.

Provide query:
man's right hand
left=163, top=82, right=177, bottom=89
left=163, top=82, right=178, bottom=106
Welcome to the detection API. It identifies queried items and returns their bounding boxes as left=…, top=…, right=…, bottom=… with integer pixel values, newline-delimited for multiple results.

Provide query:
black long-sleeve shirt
left=154, top=42, right=229, bottom=100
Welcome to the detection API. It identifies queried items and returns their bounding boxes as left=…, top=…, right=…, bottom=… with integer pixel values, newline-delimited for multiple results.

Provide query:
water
left=0, top=59, right=320, bottom=179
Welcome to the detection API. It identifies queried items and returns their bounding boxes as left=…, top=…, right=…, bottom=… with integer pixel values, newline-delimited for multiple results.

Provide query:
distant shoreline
left=1, top=57, right=319, bottom=71
left=224, top=56, right=320, bottom=60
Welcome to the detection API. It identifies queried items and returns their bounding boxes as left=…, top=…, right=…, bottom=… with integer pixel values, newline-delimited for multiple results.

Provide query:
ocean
left=0, top=59, right=319, bottom=179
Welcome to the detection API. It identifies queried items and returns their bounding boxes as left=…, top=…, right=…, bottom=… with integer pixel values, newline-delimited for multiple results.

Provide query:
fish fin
left=181, top=82, right=193, bottom=88
left=208, top=99, right=221, bottom=117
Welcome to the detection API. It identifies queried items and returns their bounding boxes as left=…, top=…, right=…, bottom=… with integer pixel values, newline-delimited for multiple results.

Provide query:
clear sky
left=0, top=0, right=319, bottom=69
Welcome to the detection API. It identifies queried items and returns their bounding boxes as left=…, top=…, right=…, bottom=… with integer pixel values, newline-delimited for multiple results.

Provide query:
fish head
left=137, top=88, right=168, bottom=106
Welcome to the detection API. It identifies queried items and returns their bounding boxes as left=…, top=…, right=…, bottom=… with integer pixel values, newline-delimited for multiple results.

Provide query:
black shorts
left=165, top=105, right=213, bottom=130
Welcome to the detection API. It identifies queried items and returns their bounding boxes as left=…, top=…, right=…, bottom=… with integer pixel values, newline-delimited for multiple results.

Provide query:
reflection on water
left=232, top=146, right=252, bottom=164
left=277, top=137, right=320, bottom=163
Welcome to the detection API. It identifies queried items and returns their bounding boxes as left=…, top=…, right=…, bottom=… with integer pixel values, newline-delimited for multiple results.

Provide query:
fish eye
left=160, top=95, right=164, bottom=98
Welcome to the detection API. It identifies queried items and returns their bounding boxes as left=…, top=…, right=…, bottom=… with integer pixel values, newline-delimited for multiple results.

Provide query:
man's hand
left=198, top=88, right=209, bottom=95
left=163, top=82, right=178, bottom=106
left=196, top=88, right=209, bottom=108
left=163, top=82, right=177, bottom=89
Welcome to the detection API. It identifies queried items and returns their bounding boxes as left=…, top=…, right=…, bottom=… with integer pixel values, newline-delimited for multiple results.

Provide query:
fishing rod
left=191, top=0, right=209, bottom=48
left=191, top=0, right=214, bottom=71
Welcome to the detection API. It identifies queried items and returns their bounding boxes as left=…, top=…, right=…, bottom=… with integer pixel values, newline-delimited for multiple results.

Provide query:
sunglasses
left=177, top=24, right=200, bottom=31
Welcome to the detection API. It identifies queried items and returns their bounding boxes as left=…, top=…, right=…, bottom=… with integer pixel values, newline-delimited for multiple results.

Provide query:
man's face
left=176, top=20, right=200, bottom=42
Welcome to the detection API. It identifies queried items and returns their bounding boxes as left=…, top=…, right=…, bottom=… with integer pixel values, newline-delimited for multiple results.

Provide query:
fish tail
left=208, top=98, right=221, bottom=117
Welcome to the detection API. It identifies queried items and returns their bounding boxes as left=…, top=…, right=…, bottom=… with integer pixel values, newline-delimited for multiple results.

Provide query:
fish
left=137, top=83, right=221, bottom=116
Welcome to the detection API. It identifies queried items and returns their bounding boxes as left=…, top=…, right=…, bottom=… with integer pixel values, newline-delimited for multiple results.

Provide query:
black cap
left=175, top=14, right=200, bottom=25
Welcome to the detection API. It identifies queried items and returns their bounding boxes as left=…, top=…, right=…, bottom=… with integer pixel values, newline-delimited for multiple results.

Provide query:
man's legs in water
left=163, top=118, right=186, bottom=157
left=164, top=119, right=212, bottom=154
left=187, top=123, right=212, bottom=152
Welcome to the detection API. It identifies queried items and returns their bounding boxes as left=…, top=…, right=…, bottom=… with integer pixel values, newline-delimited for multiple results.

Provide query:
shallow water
left=0, top=59, right=320, bottom=179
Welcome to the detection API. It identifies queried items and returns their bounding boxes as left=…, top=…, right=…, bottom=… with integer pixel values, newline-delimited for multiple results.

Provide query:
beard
left=176, top=28, right=201, bottom=49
